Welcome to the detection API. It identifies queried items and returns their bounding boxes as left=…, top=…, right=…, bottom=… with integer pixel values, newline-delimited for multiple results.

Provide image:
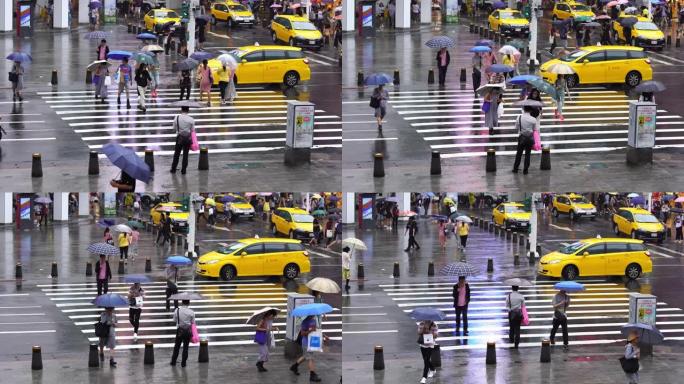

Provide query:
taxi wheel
left=289, top=230, right=295, bottom=239
left=211, top=16, right=217, bottom=25
left=561, top=265, right=578, bottom=280
left=566, top=75, right=579, bottom=89
left=220, top=265, right=236, bottom=281
left=569, top=210, right=576, bottom=221
left=271, top=32, right=278, bottom=43
left=552, top=208, right=559, bottom=217
left=271, top=224, right=278, bottom=235
left=625, top=71, right=642, bottom=88
left=284, top=263, right=300, bottom=279
left=625, top=263, right=642, bottom=280
left=613, top=224, right=620, bottom=235
left=284, top=71, right=300, bottom=87
left=227, top=18, right=234, bottom=29
left=289, top=38, right=296, bottom=47
left=631, top=230, right=638, bottom=239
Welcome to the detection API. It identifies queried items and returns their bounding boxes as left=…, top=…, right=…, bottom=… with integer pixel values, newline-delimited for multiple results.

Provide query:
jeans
left=171, top=327, right=191, bottom=364
left=407, top=235, right=420, bottom=250
left=420, top=347, right=434, bottom=378
left=218, top=81, right=228, bottom=100
left=171, top=135, right=191, bottom=173
left=550, top=316, right=568, bottom=345
left=460, top=235, right=468, bottom=248
left=119, top=246, right=129, bottom=260
left=437, top=65, right=448, bottom=85
left=97, top=279, right=109, bottom=296
left=676, top=226, right=682, bottom=240
left=455, top=305, right=468, bottom=332
left=179, top=85, right=191, bottom=100
left=508, top=310, right=522, bottom=346
left=513, top=134, right=533, bottom=172
left=129, top=307, right=142, bottom=333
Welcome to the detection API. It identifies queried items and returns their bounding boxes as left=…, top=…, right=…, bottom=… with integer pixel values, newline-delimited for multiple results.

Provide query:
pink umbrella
left=399, top=210, right=417, bottom=217
left=675, top=196, right=684, bottom=203
left=270, top=3, right=282, bottom=7
left=290, top=3, right=301, bottom=8
left=606, top=1, right=619, bottom=6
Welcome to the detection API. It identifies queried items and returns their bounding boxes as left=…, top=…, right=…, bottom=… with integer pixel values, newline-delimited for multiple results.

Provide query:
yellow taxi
left=552, top=193, right=597, bottom=220
left=612, top=207, right=665, bottom=243
left=150, top=202, right=189, bottom=233
left=270, top=15, right=324, bottom=50
left=210, top=1, right=256, bottom=28
left=144, top=8, right=181, bottom=33
left=271, top=207, right=315, bottom=240
left=492, top=202, right=531, bottom=231
left=538, top=237, right=652, bottom=280
left=541, top=46, right=652, bottom=88
left=613, top=16, right=665, bottom=51
left=215, top=194, right=255, bottom=219
left=207, top=45, right=311, bottom=87
left=552, top=1, right=595, bottom=22
left=196, top=238, right=311, bottom=280
left=488, top=9, right=529, bottom=37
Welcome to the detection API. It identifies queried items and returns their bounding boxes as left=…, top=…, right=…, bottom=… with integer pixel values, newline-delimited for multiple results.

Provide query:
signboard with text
left=629, top=293, right=657, bottom=326
left=286, top=293, right=314, bottom=340
left=286, top=101, right=315, bottom=149
left=104, top=0, right=117, bottom=23
left=628, top=101, right=656, bottom=148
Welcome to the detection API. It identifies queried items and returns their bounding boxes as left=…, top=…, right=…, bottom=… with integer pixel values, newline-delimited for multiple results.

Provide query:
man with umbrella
left=550, top=288, right=571, bottom=351
left=95, top=254, right=112, bottom=296
left=506, top=284, right=526, bottom=348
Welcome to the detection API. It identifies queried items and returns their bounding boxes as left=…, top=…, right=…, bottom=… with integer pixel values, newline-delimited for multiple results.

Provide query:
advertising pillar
left=15, top=194, right=33, bottom=230
left=53, top=193, right=69, bottom=221
left=342, top=0, right=355, bottom=31
left=79, top=0, right=89, bottom=24
left=284, top=101, right=315, bottom=165
left=78, top=193, right=90, bottom=216
left=284, top=293, right=314, bottom=358
left=0, top=1, right=12, bottom=32
left=629, top=292, right=657, bottom=356
left=16, top=0, right=32, bottom=37
left=357, top=1, right=374, bottom=36
left=396, top=0, right=411, bottom=28
left=53, top=0, right=70, bottom=29
left=420, top=0, right=431, bottom=23
left=627, top=100, right=656, bottom=165
left=343, top=192, right=355, bottom=224
left=0, top=193, right=12, bottom=224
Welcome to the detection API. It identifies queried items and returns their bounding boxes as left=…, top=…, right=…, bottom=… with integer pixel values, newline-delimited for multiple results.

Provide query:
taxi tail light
left=304, top=251, right=310, bottom=257
left=303, top=58, right=309, bottom=64
left=645, top=59, right=651, bottom=64
left=645, top=250, right=651, bottom=257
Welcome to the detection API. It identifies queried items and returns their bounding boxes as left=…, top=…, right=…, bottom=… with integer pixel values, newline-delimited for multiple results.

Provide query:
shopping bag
left=619, top=357, right=639, bottom=373
left=307, top=331, right=323, bottom=352
left=104, top=75, right=112, bottom=86
left=190, top=323, right=200, bottom=344
left=497, top=102, right=504, bottom=118
left=422, top=333, right=434, bottom=345
left=135, top=296, right=143, bottom=308
left=532, top=130, right=542, bottom=151
left=521, top=304, right=530, bottom=326
left=190, top=130, right=200, bottom=151
left=254, top=330, right=267, bottom=345
left=481, top=100, right=491, bottom=113
left=270, top=332, right=276, bottom=349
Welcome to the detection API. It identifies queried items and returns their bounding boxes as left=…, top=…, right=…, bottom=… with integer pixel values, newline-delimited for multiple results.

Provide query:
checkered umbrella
left=87, top=242, right=119, bottom=256
left=425, top=35, right=456, bottom=49
left=439, top=262, right=479, bottom=277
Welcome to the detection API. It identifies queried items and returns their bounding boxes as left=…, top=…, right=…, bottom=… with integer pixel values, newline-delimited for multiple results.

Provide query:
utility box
left=284, top=101, right=315, bottom=165
left=627, top=100, right=656, bottom=165
left=284, top=293, right=314, bottom=358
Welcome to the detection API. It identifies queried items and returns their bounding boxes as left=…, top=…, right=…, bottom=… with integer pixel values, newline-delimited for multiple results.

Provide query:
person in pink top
left=437, top=220, right=447, bottom=250
left=482, top=51, right=496, bottom=81
left=435, top=47, right=450, bottom=86
left=95, top=254, right=112, bottom=296
left=451, top=276, right=470, bottom=335
left=198, top=59, right=213, bottom=107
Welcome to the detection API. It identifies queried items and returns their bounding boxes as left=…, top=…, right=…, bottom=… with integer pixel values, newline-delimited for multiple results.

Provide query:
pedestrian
left=452, top=276, right=470, bottom=335
left=130, top=227, right=139, bottom=260
left=438, top=220, right=447, bottom=250
left=512, top=106, right=539, bottom=174
left=391, top=204, right=399, bottom=230
left=472, top=52, right=482, bottom=94
left=417, top=319, right=438, bottom=383
left=149, top=61, right=160, bottom=99
left=675, top=214, right=683, bottom=242
left=554, top=75, right=569, bottom=121
left=436, top=47, right=450, bottom=86
left=156, top=213, right=167, bottom=245
left=9, top=61, right=24, bottom=102
left=165, top=264, right=179, bottom=311
left=128, top=282, right=144, bottom=341
left=324, top=219, right=334, bottom=246
left=208, top=204, right=216, bottom=226
left=170, top=106, right=196, bottom=175
left=93, top=62, right=109, bottom=103
left=388, top=0, right=396, bottom=27
left=371, top=83, right=389, bottom=130
left=197, top=59, right=213, bottom=106
left=96, top=39, right=109, bottom=61
left=178, top=69, right=192, bottom=100
left=624, top=25, right=633, bottom=45
left=217, top=64, right=236, bottom=104
left=110, top=171, right=136, bottom=192
left=40, top=204, right=49, bottom=227
left=550, top=289, right=570, bottom=351
left=502, top=53, right=514, bottom=78
left=118, top=230, right=131, bottom=263
left=255, top=309, right=279, bottom=372
left=170, top=300, right=195, bottom=367
left=411, top=0, right=420, bottom=24
left=310, top=218, right=321, bottom=246
left=404, top=216, right=420, bottom=251
left=342, top=246, right=351, bottom=291
left=506, top=285, right=525, bottom=348
left=0, top=124, right=5, bottom=143
left=134, top=63, right=151, bottom=112
left=483, top=88, right=502, bottom=132
left=482, top=50, right=496, bottom=76
left=95, top=254, right=112, bottom=296
left=104, top=227, right=113, bottom=244
left=458, top=221, right=469, bottom=249
left=97, top=306, right=117, bottom=366
left=624, top=331, right=640, bottom=384
left=116, top=57, right=133, bottom=109
left=289, top=315, right=322, bottom=382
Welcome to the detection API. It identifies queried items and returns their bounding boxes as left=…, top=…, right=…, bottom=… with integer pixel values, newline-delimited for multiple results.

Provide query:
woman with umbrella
left=98, top=306, right=118, bottom=366
left=624, top=331, right=641, bottom=383
left=290, top=313, right=323, bottom=382
left=368, top=74, right=391, bottom=130
left=554, top=74, right=569, bottom=121
left=197, top=59, right=213, bottom=106
left=472, top=51, right=483, bottom=94
left=9, top=59, right=25, bottom=102
left=216, top=58, right=237, bottom=104
left=253, top=308, right=279, bottom=372
left=483, top=85, right=502, bottom=132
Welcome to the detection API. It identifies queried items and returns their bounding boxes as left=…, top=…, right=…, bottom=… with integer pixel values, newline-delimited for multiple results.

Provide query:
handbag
left=190, top=130, right=200, bottom=151
left=94, top=321, right=110, bottom=338
left=326, top=229, right=334, bottom=238
left=422, top=333, right=434, bottom=345
left=497, top=102, right=504, bottom=118
left=8, top=72, right=17, bottom=82
left=254, top=330, right=267, bottom=345
left=307, top=330, right=323, bottom=352
left=190, top=323, right=200, bottom=343
left=619, top=357, right=639, bottom=373
left=104, top=75, right=112, bottom=86
left=481, top=100, right=491, bottom=113
left=270, top=332, right=276, bottom=348
left=369, top=96, right=380, bottom=109
left=533, top=130, right=542, bottom=151
left=521, top=304, right=530, bottom=326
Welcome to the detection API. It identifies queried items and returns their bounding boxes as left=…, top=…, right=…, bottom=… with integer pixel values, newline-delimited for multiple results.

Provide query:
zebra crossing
left=379, top=280, right=684, bottom=350
left=375, top=87, right=684, bottom=158
left=37, top=87, right=342, bottom=157
left=39, top=280, right=341, bottom=350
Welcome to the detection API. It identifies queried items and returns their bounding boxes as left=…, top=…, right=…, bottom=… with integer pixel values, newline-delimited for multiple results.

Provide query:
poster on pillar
left=445, top=0, right=459, bottom=23
left=104, top=0, right=117, bottom=23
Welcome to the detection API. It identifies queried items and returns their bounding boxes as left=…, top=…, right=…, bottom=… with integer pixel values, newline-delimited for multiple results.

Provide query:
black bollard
left=88, top=151, right=99, bottom=175
left=198, top=147, right=209, bottom=170
left=392, top=262, right=400, bottom=278
left=393, top=69, right=400, bottom=85
left=31, top=346, right=42, bottom=370
left=493, top=225, right=499, bottom=236
left=86, top=70, right=92, bottom=85
left=144, top=149, right=155, bottom=172
left=540, top=339, right=551, bottom=362
left=357, top=263, right=365, bottom=279
left=85, top=262, right=92, bottom=277
left=145, top=258, right=152, bottom=273
left=677, top=37, right=681, bottom=48
left=31, top=153, right=43, bottom=178
left=469, top=23, right=474, bottom=33
left=529, top=251, right=536, bottom=264
left=51, top=262, right=58, bottom=278
left=486, top=342, right=496, bottom=364
left=144, top=341, right=155, bottom=365
left=171, top=61, right=178, bottom=73
left=51, top=70, right=58, bottom=85
left=667, top=35, right=672, bottom=46
left=488, top=221, right=494, bottom=233
left=537, top=245, right=543, bottom=257
left=428, top=68, right=434, bottom=84
left=506, top=229, right=512, bottom=240
left=430, top=151, right=441, bottom=175
left=127, top=23, right=132, bottom=33
left=486, top=148, right=496, bottom=172
left=373, top=153, right=385, bottom=178
left=88, top=343, right=99, bottom=367
left=118, top=261, right=124, bottom=274
left=460, top=68, right=466, bottom=84
left=540, top=146, right=551, bottom=170
left=499, top=226, right=505, bottom=237
left=519, top=234, right=525, bottom=246
left=373, top=346, right=385, bottom=370
left=487, top=258, right=493, bottom=273
left=428, top=262, right=434, bottom=276
left=512, top=232, right=518, bottom=244
left=198, top=340, right=209, bottom=362
left=431, top=344, right=442, bottom=367
left=514, top=254, right=520, bottom=266
left=15, top=263, right=22, bottom=279
left=357, top=71, right=364, bottom=86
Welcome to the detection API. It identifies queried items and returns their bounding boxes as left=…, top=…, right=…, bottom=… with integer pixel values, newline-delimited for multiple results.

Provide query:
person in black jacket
left=95, top=254, right=112, bottom=296
left=134, top=63, right=152, bottom=112
left=436, top=47, right=450, bottom=86
left=452, top=276, right=471, bottom=335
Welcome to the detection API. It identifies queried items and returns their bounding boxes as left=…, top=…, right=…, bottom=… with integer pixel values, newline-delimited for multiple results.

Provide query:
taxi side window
left=286, top=50, right=304, bottom=59
left=497, top=205, right=504, bottom=213
left=605, top=243, right=630, bottom=253
left=216, top=4, right=227, bottom=11
left=583, top=51, right=605, bottom=62
left=628, top=50, right=647, bottom=59
left=286, top=243, right=305, bottom=252
left=146, top=10, right=154, bottom=17
left=264, top=243, right=288, bottom=253
left=492, top=11, right=499, bottom=18
left=279, top=18, right=292, bottom=28
left=606, top=50, right=629, bottom=61
left=584, top=244, right=606, bottom=255
left=242, top=52, right=264, bottom=63
left=264, top=50, right=287, bottom=61
left=280, top=211, right=293, bottom=221
left=620, top=211, right=634, bottom=221
left=558, top=4, right=568, bottom=11
left=628, top=242, right=647, bottom=251
left=242, top=244, right=265, bottom=255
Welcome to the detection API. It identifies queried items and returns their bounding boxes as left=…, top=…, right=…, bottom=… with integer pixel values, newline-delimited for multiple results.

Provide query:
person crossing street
left=506, top=285, right=525, bottom=349
left=170, top=300, right=195, bottom=367
left=452, top=276, right=470, bottom=335
left=95, top=254, right=112, bottom=296
left=404, top=216, right=420, bottom=251
left=550, top=289, right=570, bottom=351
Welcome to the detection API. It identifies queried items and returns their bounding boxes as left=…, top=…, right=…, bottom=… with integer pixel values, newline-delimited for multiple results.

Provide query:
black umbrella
left=552, top=19, right=571, bottom=27
left=634, top=80, right=666, bottom=93
left=581, top=21, right=602, bottom=28
left=175, top=58, right=200, bottom=72
left=620, top=17, right=638, bottom=27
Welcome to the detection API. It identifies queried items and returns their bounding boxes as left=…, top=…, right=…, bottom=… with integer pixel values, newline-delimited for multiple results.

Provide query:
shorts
left=374, top=106, right=387, bottom=119
left=343, top=268, right=351, bottom=280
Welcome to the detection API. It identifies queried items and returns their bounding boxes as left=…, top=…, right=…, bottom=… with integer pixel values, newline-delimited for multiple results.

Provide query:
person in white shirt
left=506, top=285, right=525, bottom=348
left=342, top=247, right=351, bottom=291
left=171, top=300, right=196, bottom=367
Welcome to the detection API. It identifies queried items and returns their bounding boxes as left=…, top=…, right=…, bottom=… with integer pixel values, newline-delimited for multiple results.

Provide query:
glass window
left=217, top=242, right=247, bottom=254
left=492, top=11, right=499, bottom=18
left=286, top=50, right=304, bottom=59
left=147, top=11, right=154, bottom=17
left=628, top=242, right=647, bottom=251
left=264, top=50, right=288, bottom=61
left=620, top=210, right=634, bottom=220
left=605, top=243, right=631, bottom=253
left=216, top=4, right=227, bottom=11
left=634, top=213, right=659, bottom=223
left=228, top=5, right=248, bottom=11
left=559, top=241, right=587, bottom=254
left=606, top=50, right=629, bottom=61
left=497, top=205, right=504, bottom=212
left=264, top=243, right=288, bottom=253
left=293, top=21, right=317, bottom=30
left=583, top=51, right=606, bottom=62
left=292, top=214, right=314, bottom=223
left=584, top=244, right=606, bottom=255
left=635, top=21, right=658, bottom=31
left=277, top=18, right=291, bottom=28
left=628, top=50, right=647, bottom=59
left=280, top=211, right=292, bottom=221
left=570, top=196, right=590, bottom=204
left=285, top=242, right=305, bottom=252
left=504, top=205, right=527, bottom=214
left=500, top=11, right=522, bottom=19
left=156, top=10, right=178, bottom=18
left=571, top=4, right=590, bottom=11
left=242, top=244, right=264, bottom=255
left=242, top=52, right=264, bottom=63
left=560, top=50, right=589, bottom=62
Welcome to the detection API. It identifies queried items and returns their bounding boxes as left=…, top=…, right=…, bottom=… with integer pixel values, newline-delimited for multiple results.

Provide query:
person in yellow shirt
left=216, top=64, right=237, bottom=105
left=118, top=231, right=131, bottom=263
left=458, top=222, right=469, bottom=249
left=263, top=199, right=271, bottom=221
left=502, top=53, right=514, bottom=79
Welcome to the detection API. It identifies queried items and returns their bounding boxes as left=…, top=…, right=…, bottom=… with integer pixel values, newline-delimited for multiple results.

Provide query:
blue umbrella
left=84, top=31, right=110, bottom=40
left=475, top=39, right=494, bottom=47
left=290, top=303, right=334, bottom=317
left=190, top=51, right=216, bottom=61
left=425, top=35, right=456, bottom=49
left=528, top=78, right=558, bottom=99
left=97, top=218, right=116, bottom=228
left=492, top=1, right=506, bottom=8
left=554, top=281, right=585, bottom=292
left=364, top=73, right=393, bottom=86
left=91, top=293, right=129, bottom=308
left=166, top=256, right=192, bottom=266
left=631, top=196, right=646, bottom=205
left=487, top=64, right=514, bottom=73
left=107, top=50, right=133, bottom=60
left=469, top=45, right=491, bottom=53
left=663, top=194, right=675, bottom=201
left=87, top=242, right=119, bottom=256
left=102, top=143, right=152, bottom=183
left=175, top=58, right=200, bottom=72
left=409, top=307, right=446, bottom=321
left=621, top=323, right=664, bottom=345
left=508, top=74, right=540, bottom=86
left=124, top=274, right=152, bottom=283
left=6, top=52, right=32, bottom=62
left=136, top=32, right=157, bottom=40
left=88, top=1, right=102, bottom=9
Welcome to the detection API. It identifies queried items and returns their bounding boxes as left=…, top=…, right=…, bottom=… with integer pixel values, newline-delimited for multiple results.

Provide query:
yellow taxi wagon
left=540, top=46, right=652, bottom=88
left=214, top=194, right=255, bottom=219
left=492, top=202, right=531, bottom=231
left=210, top=1, right=256, bottom=28
left=271, top=207, right=315, bottom=240
left=613, top=16, right=665, bottom=51
left=149, top=202, right=189, bottom=233
left=270, top=15, right=324, bottom=50
left=196, top=238, right=311, bottom=280
left=488, top=9, right=529, bottom=37
left=612, top=207, right=665, bottom=243
left=207, top=45, right=311, bottom=87
left=538, top=238, right=652, bottom=280
left=552, top=1, right=595, bottom=22
left=552, top=193, right=597, bottom=220
left=144, top=8, right=181, bottom=33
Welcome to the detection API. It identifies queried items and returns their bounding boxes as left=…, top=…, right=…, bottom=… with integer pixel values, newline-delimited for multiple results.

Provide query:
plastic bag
left=190, top=323, right=200, bottom=343
left=497, top=103, right=504, bottom=118
left=190, top=130, right=200, bottom=151
left=104, top=76, right=112, bottom=86
left=533, top=130, right=542, bottom=151
left=307, top=331, right=323, bottom=352
left=521, top=304, right=530, bottom=326
left=481, top=100, right=491, bottom=113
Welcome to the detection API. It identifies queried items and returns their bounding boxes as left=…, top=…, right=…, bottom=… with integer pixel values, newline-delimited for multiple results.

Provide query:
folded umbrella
left=486, top=64, right=514, bottom=73
left=503, top=278, right=533, bottom=286
left=634, top=80, right=666, bottom=94
left=169, top=292, right=206, bottom=301
left=6, top=52, right=32, bottom=62
left=246, top=307, right=281, bottom=325
left=217, top=53, right=238, bottom=70
left=409, top=307, right=446, bottom=321
left=365, top=73, right=393, bottom=86
left=439, top=262, right=479, bottom=277
left=91, top=293, right=129, bottom=307
left=136, top=32, right=157, bottom=40
left=102, top=143, right=152, bottom=183
left=166, top=256, right=193, bottom=266
left=425, top=35, right=456, bottom=49
left=621, top=323, right=664, bottom=345
left=190, top=51, right=216, bottom=61
left=124, top=274, right=152, bottom=283
left=87, top=242, right=119, bottom=256
left=112, top=224, right=132, bottom=233
left=290, top=303, right=334, bottom=317
left=553, top=281, right=585, bottom=292
left=305, top=277, right=341, bottom=294
left=106, top=50, right=133, bottom=60
left=469, top=45, right=491, bottom=53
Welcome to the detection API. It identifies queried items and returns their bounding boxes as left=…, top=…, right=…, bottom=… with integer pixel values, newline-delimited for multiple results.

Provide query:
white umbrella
left=546, top=63, right=575, bottom=75
left=455, top=215, right=473, bottom=223
left=217, top=53, right=238, bottom=70
left=305, top=277, right=341, bottom=294
left=142, top=44, right=164, bottom=53
left=87, top=60, right=111, bottom=71
left=245, top=307, right=281, bottom=325
left=503, top=278, right=533, bottom=286
left=112, top=224, right=132, bottom=233
left=627, top=193, right=640, bottom=198
left=342, top=237, right=367, bottom=251
left=498, top=45, right=520, bottom=55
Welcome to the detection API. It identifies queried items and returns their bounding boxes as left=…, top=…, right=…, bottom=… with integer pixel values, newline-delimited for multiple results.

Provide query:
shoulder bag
left=619, top=356, right=639, bottom=373
left=369, top=95, right=380, bottom=109
left=94, top=320, right=110, bottom=338
left=8, top=72, right=17, bottom=82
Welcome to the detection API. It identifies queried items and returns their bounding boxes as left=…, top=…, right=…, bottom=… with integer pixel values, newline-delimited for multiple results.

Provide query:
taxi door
left=493, top=204, right=505, bottom=225
left=603, top=242, right=630, bottom=275
left=578, top=243, right=607, bottom=275
left=262, top=50, right=288, bottom=83
left=555, top=196, right=571, bottom=214
left=555, top=3, right=571, bottom=19
left=275, top=18, right=292, bottom=42
left=144, top=11, right=155, bottom=30
left=212, top=3, right=229, bottom=22
left=236, top=51, right=264, bottom=84
left=236, top=243, right=265, bottom=276
left=488, top=11, right=499, bottom=30
left=604, top=50, right=630, bottom=83
left=263, top=242, right=288, bottom=275
left=614, top=210, right=634, bottom=236
left=575, top=50, right=606, bottom=84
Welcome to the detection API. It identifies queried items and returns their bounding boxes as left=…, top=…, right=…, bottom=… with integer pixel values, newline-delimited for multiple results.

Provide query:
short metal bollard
left=32, top=346, right=43, bottom=370
left=487, top=258, right=494, bottom=273
left=118, top=261, right=124, bottom=274
left=392, top=262, right=400, bottom=278
left=145, top=258, right=152, bottom=273
left=540, top=339, right=551, bottom=362
left=428, top=262, right=434, bottom=276
left=486, top=149, right=496, bottom=172
left=430, top=151, right=441, bottom=175
left=428, top=68, right=435, bottom=84
left=373, top=346, right=385, bottom=370
left=357, top=71, right=364, bottom=86
left=540, top=146, right=551, bottom=170
left=144, top=341, right=155, bottom=365
left=88, top=151, right=99, bottom=175
left=32, top=153, right=43, bottom=178
left=393, top=69, right=400, bottom=85
left=373, top=153, right=385, bottom=178
left=198, top=147, right=209, bottom=170
left=88, top=343, right=99, bottom=368
left=51, top=70, right=58, bottom=85
left=431, top=344, right=442, bottom=367
left=144, top=149, right=155, bottom=173
left=198, top=339, right=209, bottom=363
left=460, top=68, right=466, bottom=84
left=86, top=70, right=92, bottom=85
left=357, top=263, right=365, bottom=279
left=486, top=342, right=496, bottom=365
left=85, top=262, right=92, bottom=277
left=51, top=262, right=58, bottom=278
left=514, top=254, right=520, bottom=266
left=15, top=263, right=22, bottom=279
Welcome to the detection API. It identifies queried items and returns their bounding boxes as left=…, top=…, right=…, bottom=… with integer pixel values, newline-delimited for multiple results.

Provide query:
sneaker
left=109, top=359, right=117, bottom=367
left=290, top=363, right=300, bottom=375
left=181, top=362, right=186, bottom=367
left=563, top=345, right=569, bottom=352
left=133, top=332, right=138, bottom=342
left=420, top=378, right=427, bottom=384
left=428, top=370, right=436, bottom=378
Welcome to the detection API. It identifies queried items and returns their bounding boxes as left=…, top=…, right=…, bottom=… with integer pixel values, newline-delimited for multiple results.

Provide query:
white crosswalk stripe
left=362, top=87, right=683, bottom=158
left=39, top=88, right=341, bottom=156
left=41, top=280, right=341, bottom=349
left=378, top=280, right=684, bottom=351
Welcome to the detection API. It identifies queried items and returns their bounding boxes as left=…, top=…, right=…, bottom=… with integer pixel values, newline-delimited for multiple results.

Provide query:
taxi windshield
left=635, top=21, right=658, bottom=30
left=156, top=11, right=178, bottom=18
left=293, top=214, right=314, bottom=223
left=559, top=241, right=587, bottom=254
left=232, top=196, right=248, bottom=204
left=571, top=4, right=591, bottom=11
left=228, top=49, right=245, bottom=60
left=570, top=196, right=589, bottom=204
left=500, top=11, right=522, bottom=19
left=217, top=242, right=246, bottom=254
left=559, top=50, right=588, bottom=62
left=293, top=21, right=317, bottom=30
left=228, top=5, right=248, bottom=11
left=504, top=206, right=527, bottom=214
left=634, top=214, right=659, bottom=223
